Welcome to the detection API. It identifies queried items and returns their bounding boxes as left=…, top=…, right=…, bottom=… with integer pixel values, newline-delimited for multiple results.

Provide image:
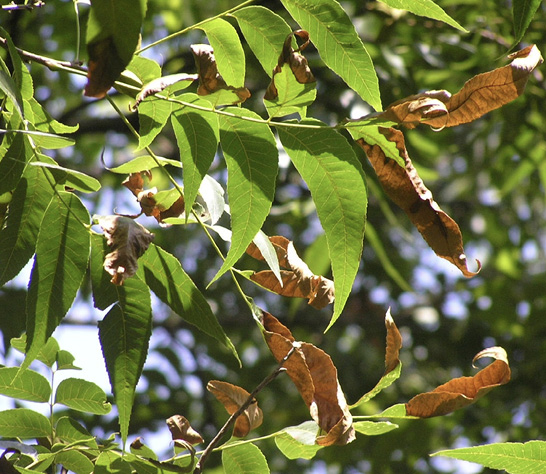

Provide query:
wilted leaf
left=207, top=381, right=263, bottom=438
left=260, top=311, right=355, bottom=446
left=265, top=30, right=315, bottom=100
left=131, top=73, right=198, bottom=110
left=406, top=346, right=511, bottom=418
left=166, top=415, right=204, bottom=445
left=191, top=44, right=250, bottom=105
left=373, top=45, right=543, bottom=129
left=95, top=215, right=154, bottom=285
left=248, top=236, right=335, bottom=309
left=122, top=172, right=185, bottom=223
left=357, top=127, right=479, bottom=277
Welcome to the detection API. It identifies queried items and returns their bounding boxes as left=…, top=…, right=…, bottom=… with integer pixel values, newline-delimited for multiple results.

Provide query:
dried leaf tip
left=472, top=346, right=509, bottom=368
left=385, top=307, right=394, bottom=326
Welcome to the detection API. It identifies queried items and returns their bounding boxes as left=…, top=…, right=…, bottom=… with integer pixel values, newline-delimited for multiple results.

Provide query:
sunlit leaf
left=221, top=443, right=270, bottom=474
left=278, top=120, right=367, bottom=327
left=31, top=161, right=101, bottom=193
left=275, top=421, right=322, bottom=460
left=55, top=378, right=112, bottom=414
left=55, top=416, right=98, bottom=449
left=54, top=450, right=94, bottom=474
left=0, top=124, right=30, bottom=195
left=0, top=408, right=51, bottom=438
left=108, top=155, right=182, bottom=174
left=10, top=334, right=60, bottom=368
left=0, top=367, right=51, bottom=402
left=353, top=421, right=399, bottom=436
left=95, top=451, right=133, bottom=474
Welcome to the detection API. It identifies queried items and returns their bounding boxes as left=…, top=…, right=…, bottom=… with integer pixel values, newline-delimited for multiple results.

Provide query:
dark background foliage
left=1, top=0, right=546, bottom=472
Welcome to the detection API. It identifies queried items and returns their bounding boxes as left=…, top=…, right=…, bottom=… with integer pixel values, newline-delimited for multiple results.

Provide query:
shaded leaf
left=0, top=367, right=51, bottom=402
left=84, top=0, right=147, bottom=97
left=357, top=127, right=479, bottom=277
left=221, top=443, right=269, bottom=474
left=130, top=437, right=158, bottom=460
left=0, top=408, right=50, bottom=438
left=211, top=107, right=278, bottom=284
left=139, top=243, right=239, bottom=362
left=260, top=311, right=355, bottom=446
left=95, top=451, right=133, bottom=474
left=248, top=236, right=334, bottom=309
left=30, top=161, right=101, bottom=193
left=406, top=346, right=511, bottom=418
left=94, top=215, right=155, bottom=285
left=350, top=309, right=402, bottom=408
left=374, top=45, right=543, bottom=129
left=278, top=120, right=367, bottom=327
left=280, top=0, right=381, bottom=111
left=232, top=6, right=292, bottom=76
left=166, top=415, right=204, bottom=445
left=207, top=380, right=263, bottom=438
left=11, top=334, right=59, bottom=368
left=54, top=450, right=93, bottom=474
left=108, top=155, right=182, bottom=174
left=132, top=73, right=198, bottom=109
left=513, top=0, right=542, bottom=44
left=2, top=129, right=74, bottom=150
left=191, top=44, right=250, bottom=105
left=432, top=440, right=546, bottom=474
left=24, top=192, right=90, bottom=368
left=55, top=417, right=98, bottom=449
left=55, top=378, right=112, bottom=414
left=0, top=122, right=31, bottom=195
left=378, top=0, right=466, bottom=31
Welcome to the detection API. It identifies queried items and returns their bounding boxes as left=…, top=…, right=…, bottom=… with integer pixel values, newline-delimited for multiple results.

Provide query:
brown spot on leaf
left=406, top=346, right=511, bottom=418
left=166, top=415, right=204, bottom=445
left=265, top=30, right=316, bottom=100
left=85, top=36, right=125, bottom=98
left=247, top=236, right=334, bottom=309
left=261, top=311, right=355, bottom=446
left=357, top=128, right=480, bottom=277
left=207, top=381, right=263, bottom=438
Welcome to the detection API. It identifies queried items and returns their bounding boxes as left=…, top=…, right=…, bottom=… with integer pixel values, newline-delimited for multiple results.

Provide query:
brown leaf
left=207, top=380, right=263, bottom=438
left=248, top=237, right=335, bottom=309
left=191, top=44, right=251, bottom=104
left=166, top=415, right=204, bottom=445
left=357, top=128, right=480, bottom=277
left=95, top=215, right=154, bottom=285
left=377, top=45, right=543, bottom=129
left=84, top=36, right=125, bottom=98
left=406, top=346, right=511, bottom=418
left=385, top=308, right=402, bottom=373
left=122, top=172, right=185, bottom=223
left=131, top=73, right=199, bottom=110
left=265, top=30, right=316, bottom=100
left=261, top=311, right=355, bottom=446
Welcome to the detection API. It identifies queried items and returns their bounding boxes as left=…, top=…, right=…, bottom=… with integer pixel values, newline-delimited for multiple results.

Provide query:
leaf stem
left=136, top=0, right=257, bottom=54
left=193, top=345, right=296, bottom=474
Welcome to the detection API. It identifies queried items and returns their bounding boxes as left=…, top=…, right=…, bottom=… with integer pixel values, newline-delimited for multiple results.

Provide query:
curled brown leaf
left=166, top=415, right=204, bottom=445
left=357, top=128, right=480, bottom=277
left=191, top=44, right=251, bottom=104
left=406, top=346, right=511, bottom=418
left=95, top=215, right=154, bottom=285
left=247, top=236, right=335, bottom=309
left=84, top=37, right=125, bottom=98
left=131, top=73, right=199, bottom=110
left=261, top=311, right=355, bottom=446
left=207, top=380, right=263, bottom=438
left=385, top=308, right=402, bottom=373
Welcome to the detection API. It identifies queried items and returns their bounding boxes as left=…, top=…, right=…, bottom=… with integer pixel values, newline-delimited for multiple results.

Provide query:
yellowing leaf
left=406, top=346, right=511, bottom=418
left=166, top=415, right=204, bottom=445
left=95, top=215, right=154, bottom=285
left=261, top=311, right=355, bottom=446
left=207, top=380, right=263, bottom=438
left=248, top=236, right=334, bottom=309
left=357, top=127, right=480, bottom=277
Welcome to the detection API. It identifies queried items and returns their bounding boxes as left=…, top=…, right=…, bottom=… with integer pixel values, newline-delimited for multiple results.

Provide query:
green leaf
left=54, top=450, right=94, bottom=474
left=0, top=155, right=53, bottom=286
left=432, top=440, right=546, bottom=474
left=375, top=403, right=417, bottom=419
left=280, top=0, right=382, bottom=111
left=350, top=362, right=402, bottom=409
left=11, top=334, right=60, bottom=368
left=137, top=97, right=176, bottom=150
left=108, top=155, right=182, bottom=174
left=31, top=161, right=101, bottom=193
left=56, top=349, right=81, bottom=370
left=2, top=28, right=33, bottom=100
left=90, top=233, right=119, bottom=311
left=126, top=56, right=162, bottom=86
left=264, top=64, right=317, bottom=118
left=232, top=6, right=292, bottom=76
left=0, top=124, right=31, bottom=195
left=353, top=421, right=399, bottom=436
left=1, top=129, right=75, bottom=150
left=0, top=408, right=51, bottom=438
left=55, top=416, right=98, bottom=449
left=346, top=124, right=405, bottom=167
left=513, top=0, right=542, bottom=43
left=0, top=32, right=25, bottom=120
left=0, top=367, right=51, bottom=402
left=24, top=97, right=79, bottom=135
left=378, top=0, right=467, bottom=32
left=198, top=18, right=245, bottom=88
left=171, top=93, right=219, bottom=217
left=95, top=451, right=133, bottom=474
left=98, top=275, right=152, bottom=442
left=212, top=107, right=278, bottom=284
left=55, top=378, right=112, bottom=415
left=222, top=442, right=270, bottom=474
left=139, top=243, right=239, bottom=363
left=24, top=192, right=91, bottom=368
left=275, top=421, right=322, bottom=460
left=278, top=120, right=367, bottom=328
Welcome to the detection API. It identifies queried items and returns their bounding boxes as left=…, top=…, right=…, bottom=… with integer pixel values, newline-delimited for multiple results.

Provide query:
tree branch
left=193, top=345, right=297, bottom=474
left=1, top=1, right=44, bottom=11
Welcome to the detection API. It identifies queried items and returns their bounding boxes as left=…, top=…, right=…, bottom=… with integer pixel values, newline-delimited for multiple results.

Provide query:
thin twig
left=193, top=345, right=297, bottom=474
left=1, top=1, right=44, bottom=11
